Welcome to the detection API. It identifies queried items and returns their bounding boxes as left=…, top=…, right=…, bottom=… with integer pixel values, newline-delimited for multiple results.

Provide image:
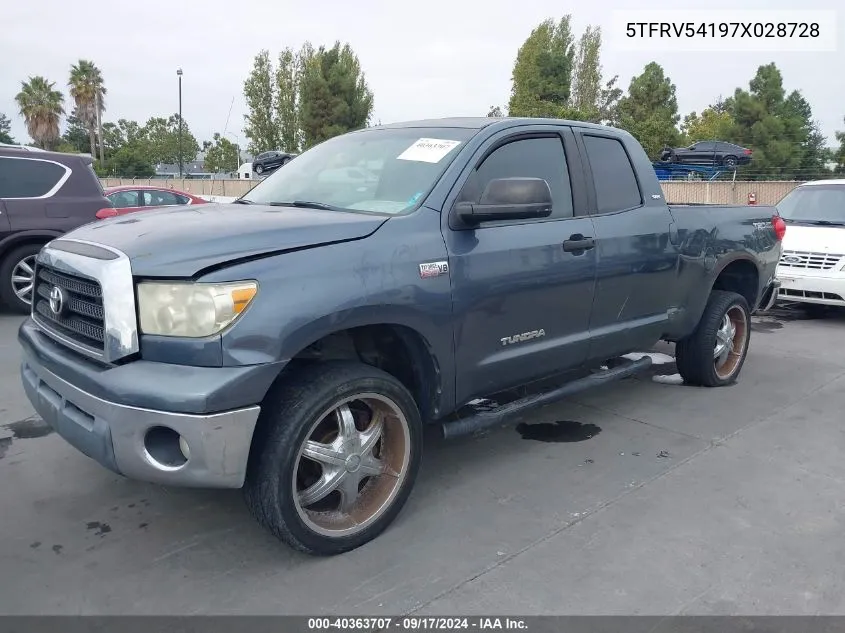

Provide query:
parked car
left=18, top=117, right=783, bottom=556
left=0, top=145, right=110, bottom=313
left=97, top=185, right=208, bottom=218
left=660, top=141, right=753, bottom=169
left=252, top=150, right=297, bottom=175
left=774, top=179, right=845, bottom=314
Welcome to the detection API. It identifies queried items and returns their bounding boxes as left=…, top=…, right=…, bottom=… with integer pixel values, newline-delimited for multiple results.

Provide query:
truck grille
left=33, top=264, right=105, bottom=352
left=778, top=250, right=845, bottom=270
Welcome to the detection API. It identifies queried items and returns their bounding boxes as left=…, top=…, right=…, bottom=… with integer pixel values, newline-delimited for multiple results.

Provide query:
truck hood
left=66, top=203, right=389, bottom=277
left=781, top=224, right=845, bottom=256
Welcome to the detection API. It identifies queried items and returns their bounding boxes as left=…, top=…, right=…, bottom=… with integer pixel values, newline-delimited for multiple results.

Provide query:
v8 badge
left=419, top=261, right=449, bottom=279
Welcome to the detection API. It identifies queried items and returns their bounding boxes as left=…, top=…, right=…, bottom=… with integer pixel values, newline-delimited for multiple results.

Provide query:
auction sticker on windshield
left=398, top=138, right=461, bottom=163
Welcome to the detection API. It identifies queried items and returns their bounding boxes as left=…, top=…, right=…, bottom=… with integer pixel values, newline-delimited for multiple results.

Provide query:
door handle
left=562, top=235, right=595, bottom=252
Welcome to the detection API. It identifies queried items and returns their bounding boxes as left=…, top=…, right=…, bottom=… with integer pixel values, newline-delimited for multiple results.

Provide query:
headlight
left=137, top=281, right=258, bottom=337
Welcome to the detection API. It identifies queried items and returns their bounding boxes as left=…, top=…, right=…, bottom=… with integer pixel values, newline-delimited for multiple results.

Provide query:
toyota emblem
left=49, top=285, right=67, bottom=316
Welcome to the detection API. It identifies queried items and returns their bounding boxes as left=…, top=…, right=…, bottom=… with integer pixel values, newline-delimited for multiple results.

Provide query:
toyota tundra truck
left=18, top=117, right=784, bottom=555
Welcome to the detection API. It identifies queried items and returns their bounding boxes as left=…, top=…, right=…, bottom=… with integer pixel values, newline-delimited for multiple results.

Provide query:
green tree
left=834, top=118, right=845, bottom=174
left=508, top=16, right=576, bottom=118
left=617, top=62, right=681, bottom=159
left=109, top=145, right=155, bottom=178
left=243, top=50, right=280, bottom=154
left=298, top=41, right=374, bottom=149
left=780, top=90, right=829, bottom=176
left=569, top=26, right=622, bottom=124
left=101, top=120, right=137, bottom=157
left=68, top=60, right=106, bottom=162
left=62, top=108, right=90, bottom=153
left=276, top=45, right=309, bottom=152
left=139, top=114, right=199, bottom=166
left=203, top=133, right=239, bottom=173
left=15, top=76, right=65, bottom=149
left=486, top=105, right=504, bottom=117
left=681, top=108, right=735, bottom=143
left=724, top=63, right=828, bottom=180
left=0, top=113, right=14, bottom=144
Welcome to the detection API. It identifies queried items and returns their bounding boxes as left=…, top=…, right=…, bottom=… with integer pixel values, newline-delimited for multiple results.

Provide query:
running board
left=440, top=356, right=653, bottom=439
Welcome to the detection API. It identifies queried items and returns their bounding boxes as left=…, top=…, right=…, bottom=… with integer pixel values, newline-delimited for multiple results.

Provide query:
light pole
left=176, top=68, right=183, bottom=179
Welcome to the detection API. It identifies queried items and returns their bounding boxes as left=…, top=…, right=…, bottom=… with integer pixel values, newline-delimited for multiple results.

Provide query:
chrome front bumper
left=21, top=351, right=260, bottom=488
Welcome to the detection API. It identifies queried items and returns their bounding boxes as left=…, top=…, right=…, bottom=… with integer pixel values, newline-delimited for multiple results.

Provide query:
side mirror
left=454, top=177, right=553, bottom=225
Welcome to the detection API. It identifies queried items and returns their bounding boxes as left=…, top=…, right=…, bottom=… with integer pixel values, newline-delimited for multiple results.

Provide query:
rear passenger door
left=574, top=130, right=677, bottom=360
left=443, top=126, right=597, bottom=405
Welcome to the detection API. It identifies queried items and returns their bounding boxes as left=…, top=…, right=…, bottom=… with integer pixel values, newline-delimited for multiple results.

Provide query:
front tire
left=675, top=290, right=751, bottom=387
left=244, top=361, right=423, bottom=555
left=0, top=244, right=43, bottom=314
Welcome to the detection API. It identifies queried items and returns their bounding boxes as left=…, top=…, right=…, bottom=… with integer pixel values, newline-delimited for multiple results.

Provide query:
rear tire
left=254, top=164, right=264, bottom=174
left=244, top=360, right=423, bottom=556
left=724, top=155, right=738, bottom=169
left=675, top=290, right=751, bottom=387
left=0, top=243, right=43, bottom=314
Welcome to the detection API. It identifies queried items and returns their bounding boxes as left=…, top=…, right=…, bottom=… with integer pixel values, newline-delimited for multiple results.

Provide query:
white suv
left=775, top=179, right=845, bottom=311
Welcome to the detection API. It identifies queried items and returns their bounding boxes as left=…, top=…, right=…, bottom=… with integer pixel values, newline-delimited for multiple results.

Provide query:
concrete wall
left=100, top=178, right=804, bottom=206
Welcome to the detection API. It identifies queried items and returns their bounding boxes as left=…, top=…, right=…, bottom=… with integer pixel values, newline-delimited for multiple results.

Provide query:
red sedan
left=98, top=185, right=209, bottom=219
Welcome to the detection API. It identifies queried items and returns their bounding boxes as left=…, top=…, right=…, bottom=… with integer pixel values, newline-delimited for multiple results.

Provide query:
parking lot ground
left=2, top=305, right=845, bottom=615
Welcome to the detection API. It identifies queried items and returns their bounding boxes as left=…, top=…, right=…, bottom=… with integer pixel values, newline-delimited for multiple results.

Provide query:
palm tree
left=15, top=76, right=65, bottom=149
left=68, top=60, right=106, bottom=162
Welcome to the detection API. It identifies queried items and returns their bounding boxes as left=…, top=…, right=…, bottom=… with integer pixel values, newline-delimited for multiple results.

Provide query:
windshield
left=776, top=184, right=845, bottom=225
left=242, top=127, right=475, bottom=215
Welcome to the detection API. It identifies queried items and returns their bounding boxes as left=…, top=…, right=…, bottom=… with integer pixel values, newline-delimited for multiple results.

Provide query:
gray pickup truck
left=19, top=117, right=783, bottom=555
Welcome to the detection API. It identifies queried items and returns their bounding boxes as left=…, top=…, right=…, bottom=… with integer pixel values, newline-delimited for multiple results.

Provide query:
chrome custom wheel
left=676, top=290, right=752, bottom=387
left=713, top=305, right=748, bottom=380
left=11, top=254, right=37, bottom=306
left=244, top=361, right=423, bottom=555
left=293, top=394, right=411, bottom=538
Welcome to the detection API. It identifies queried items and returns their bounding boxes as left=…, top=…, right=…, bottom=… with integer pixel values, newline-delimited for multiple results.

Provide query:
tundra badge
left=501, top=329, right=546, bottom=346
left=419, top=261, right=449, bottom=278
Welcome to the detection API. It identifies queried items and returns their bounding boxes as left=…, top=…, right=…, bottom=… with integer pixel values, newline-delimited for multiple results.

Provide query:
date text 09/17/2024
left=307, top=617, right=528, bottom=630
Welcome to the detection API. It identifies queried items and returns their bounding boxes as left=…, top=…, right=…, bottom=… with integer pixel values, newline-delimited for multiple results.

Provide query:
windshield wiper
left=232, top=198, right=254, bottom=204
left=268, top=200, right=346, bottom=212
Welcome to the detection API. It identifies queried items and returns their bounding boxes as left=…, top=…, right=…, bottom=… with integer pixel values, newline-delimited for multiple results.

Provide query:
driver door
left=443, top=126, right=598, bottom=405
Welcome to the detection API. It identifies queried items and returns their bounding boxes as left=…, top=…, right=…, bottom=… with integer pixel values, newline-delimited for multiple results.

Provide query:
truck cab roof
left=369, top=116, right=627, bottom=134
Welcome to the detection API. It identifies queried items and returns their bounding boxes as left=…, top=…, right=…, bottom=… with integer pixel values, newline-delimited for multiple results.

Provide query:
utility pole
left=177, top=68, right=183, bottom=179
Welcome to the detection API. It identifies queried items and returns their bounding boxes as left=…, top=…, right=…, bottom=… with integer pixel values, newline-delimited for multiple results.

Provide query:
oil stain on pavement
left=516, top=420, right=601, bottom=443
left=86, top=521, right=112, bottom=537
left=4, top=416, right=53, bottom=439
left=0, top=416, right=53, bottom=460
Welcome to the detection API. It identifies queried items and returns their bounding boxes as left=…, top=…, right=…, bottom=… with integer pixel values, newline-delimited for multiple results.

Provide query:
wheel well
left=712, top=259, right=758, bottom=307
left=284, top=325, right=441, bottom=421
left=0, top=236, right=50, bottom=261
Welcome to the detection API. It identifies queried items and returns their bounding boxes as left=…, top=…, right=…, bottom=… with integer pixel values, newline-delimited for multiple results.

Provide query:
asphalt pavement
left=2, top=305, right=845, bottom=615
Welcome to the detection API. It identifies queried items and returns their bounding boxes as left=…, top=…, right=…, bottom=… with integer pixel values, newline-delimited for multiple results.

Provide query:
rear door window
left=582, top=135, right=642, bottom=214
left=0, top=157, right=70, bottom=198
